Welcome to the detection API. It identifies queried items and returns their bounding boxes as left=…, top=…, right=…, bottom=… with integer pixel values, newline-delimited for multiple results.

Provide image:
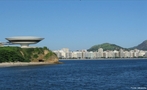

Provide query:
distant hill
left=87, top=43, right=127, bottom=51
left=131, top=40, right=147, bottom=50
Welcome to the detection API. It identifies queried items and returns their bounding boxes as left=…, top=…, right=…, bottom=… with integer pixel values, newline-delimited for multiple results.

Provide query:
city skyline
left=0, top=0, right=147, bottom=50
left=53, top=47, right=147, bottom=59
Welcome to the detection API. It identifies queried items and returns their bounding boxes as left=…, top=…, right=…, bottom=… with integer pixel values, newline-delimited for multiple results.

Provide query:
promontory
left=0, top=46, right=60, bottom=67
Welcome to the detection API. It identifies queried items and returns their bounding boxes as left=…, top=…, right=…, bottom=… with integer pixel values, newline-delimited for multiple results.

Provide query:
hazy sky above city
left=0, top=0, right=147, bottom=50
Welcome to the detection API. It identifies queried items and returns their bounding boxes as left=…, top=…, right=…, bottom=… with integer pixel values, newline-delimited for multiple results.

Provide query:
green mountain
left=0, top=46, right=59, bottom=63
left=131, top=40, right=147, bottom=50
left=87, top=43, right=127, bottom=51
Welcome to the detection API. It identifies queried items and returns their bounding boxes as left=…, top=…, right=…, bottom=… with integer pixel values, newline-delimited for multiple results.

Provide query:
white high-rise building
left=138, top=50, right=145, bottom=57
left=129, top=50, right=134, bottom=58
left=62, top=48, right=69, bottom=53
left=107, top=51, right=111, bottom=58
left=124, top=51, right=130, bottom=58
left=133, top=49, right=139, bottom=57
left=71, top=51, right=78, bottom=59
left=119, top=49, right=124, bottom=58
left=103, top=51, right=108, bottom=58
left=98, top=48, right=103, bottom=58
left=114, top=50, right=119, bottom=58
left=77, top=51, right=82, bottom=59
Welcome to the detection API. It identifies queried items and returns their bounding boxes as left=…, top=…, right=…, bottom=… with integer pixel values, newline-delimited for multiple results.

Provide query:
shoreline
left=0, top=62, right=62, bottom=68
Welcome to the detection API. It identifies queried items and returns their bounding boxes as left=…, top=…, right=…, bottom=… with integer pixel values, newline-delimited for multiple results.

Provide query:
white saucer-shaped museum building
left=5, top=36, right=44, bottom=48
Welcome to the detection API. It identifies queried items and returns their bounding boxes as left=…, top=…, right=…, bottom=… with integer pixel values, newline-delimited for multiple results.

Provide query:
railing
left=0, top=42, right=13, bottom=45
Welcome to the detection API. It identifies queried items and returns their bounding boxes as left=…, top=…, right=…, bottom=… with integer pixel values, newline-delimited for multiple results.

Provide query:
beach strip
left=0, top=62, right=61, bottom=67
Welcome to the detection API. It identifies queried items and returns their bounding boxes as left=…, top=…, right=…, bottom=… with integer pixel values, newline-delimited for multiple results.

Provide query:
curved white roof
left=6, top=36, right=44, bottom=40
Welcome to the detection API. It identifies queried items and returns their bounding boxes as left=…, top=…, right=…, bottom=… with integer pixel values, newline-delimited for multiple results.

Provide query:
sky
left=0, top=0, right=147, bottom=50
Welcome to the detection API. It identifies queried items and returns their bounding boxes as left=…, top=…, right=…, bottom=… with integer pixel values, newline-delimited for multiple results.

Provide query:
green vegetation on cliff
left=87, top=43, right=128, bottom=51
left=0, top=46, right=58, bottom=63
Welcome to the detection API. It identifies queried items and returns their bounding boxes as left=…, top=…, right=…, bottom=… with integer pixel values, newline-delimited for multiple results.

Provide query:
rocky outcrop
left=31, top=52, right=59, bottom=63
left=25, top=49, right=59, bottom=63
left=131, top=40, right=147, bottom=50
left=0, top=47, right=60, bottom=64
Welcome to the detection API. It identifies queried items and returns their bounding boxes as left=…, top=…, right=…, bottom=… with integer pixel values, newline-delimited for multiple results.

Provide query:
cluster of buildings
left=53, top=48, right=147, bottom=59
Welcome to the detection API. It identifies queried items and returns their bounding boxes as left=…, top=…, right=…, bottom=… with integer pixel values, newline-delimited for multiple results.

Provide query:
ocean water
left=0, top=59, right=147, bottom=90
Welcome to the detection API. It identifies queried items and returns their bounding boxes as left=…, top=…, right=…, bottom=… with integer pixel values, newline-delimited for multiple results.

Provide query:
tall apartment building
left=62, top=48, right=69, bottom=53
left=119, top=49, right=124, bottom=58
left=98, top=48, right=103, bottom=58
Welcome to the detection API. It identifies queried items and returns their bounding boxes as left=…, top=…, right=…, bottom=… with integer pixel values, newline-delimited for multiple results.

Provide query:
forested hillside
left=87, top=43, right=127, bottom=51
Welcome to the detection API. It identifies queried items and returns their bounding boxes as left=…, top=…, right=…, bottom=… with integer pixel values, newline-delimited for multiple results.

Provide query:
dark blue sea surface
left=0, top=59, right=147, bottom=90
